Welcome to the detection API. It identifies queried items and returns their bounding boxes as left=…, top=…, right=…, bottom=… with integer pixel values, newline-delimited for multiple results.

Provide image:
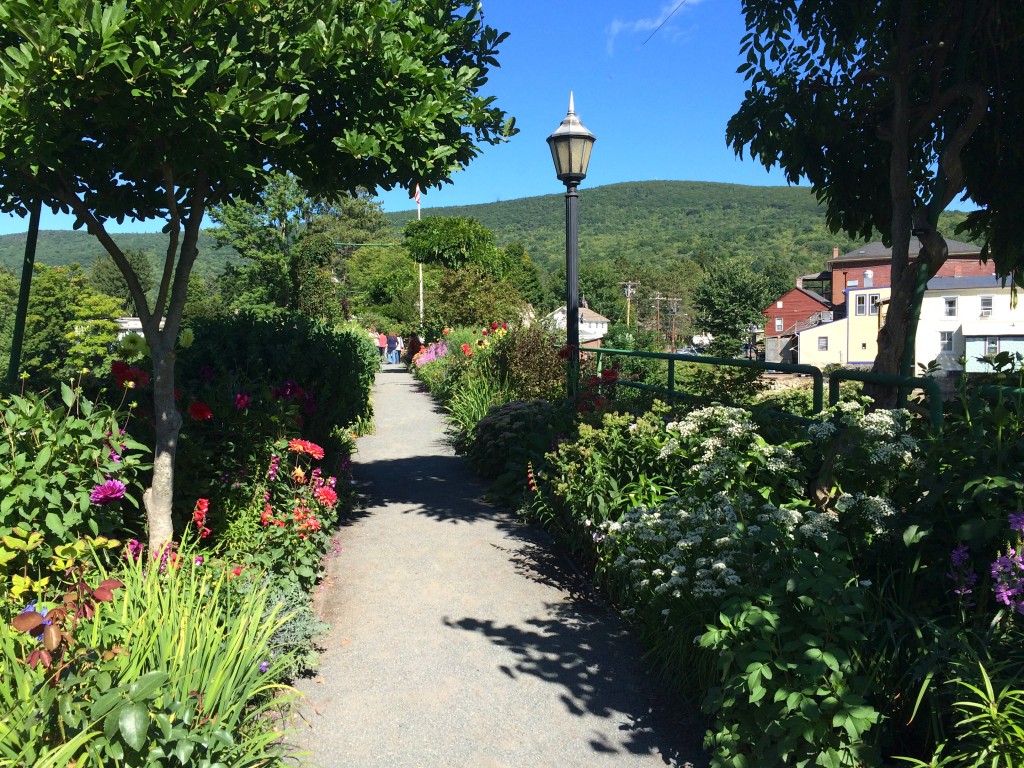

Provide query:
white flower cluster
left=835, top=492, right=897, bottom=535
left=601, top=491, right=805, bottom=603
left=798, top=508, right=840, bottom=540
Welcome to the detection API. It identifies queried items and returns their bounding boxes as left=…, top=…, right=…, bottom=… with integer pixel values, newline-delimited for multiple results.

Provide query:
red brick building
left=828, top=238, right=990, bottom=312
left=762, top=287, right=831, bottom=363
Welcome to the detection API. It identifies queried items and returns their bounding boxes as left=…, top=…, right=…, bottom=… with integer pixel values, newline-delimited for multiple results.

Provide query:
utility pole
left=666, top=297, right=682, bottom=351
left=652, top=295, right=664, bottom=339
left=620, top=281, right=639, bottom=326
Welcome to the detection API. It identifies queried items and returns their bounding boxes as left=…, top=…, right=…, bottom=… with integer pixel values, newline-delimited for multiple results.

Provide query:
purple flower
left=1009, top=510, right=1024, bottom=534
left=267, top=454, right=281, bottom=481
left=125, top=539, right=143, bottom=562
left=991, top=546, right=1024, bottom=615
left=951, top=544, right=971, bottom=568
left=259, top=660, right=270, bottom=674
left=90, top=479, right=126, bottom=505
left=194, top=555, right=205, bottom=566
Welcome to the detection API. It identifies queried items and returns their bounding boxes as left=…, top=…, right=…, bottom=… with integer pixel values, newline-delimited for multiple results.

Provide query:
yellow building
left=796, top=285, right=890, bottom=367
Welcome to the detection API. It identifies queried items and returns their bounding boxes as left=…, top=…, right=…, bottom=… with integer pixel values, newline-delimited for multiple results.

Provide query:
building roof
left=832, top=237, right=980, bottom=263
left=795, top=286, right=830, bottom=305
left=961, top=320, right=1024, bottom=336
left=546, top=306, right=611, bottom=324
left=926, top=275, right=1006, bottom=291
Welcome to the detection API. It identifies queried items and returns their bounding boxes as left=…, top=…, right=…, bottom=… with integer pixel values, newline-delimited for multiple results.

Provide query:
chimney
left=796, top=275, right=804, bottom=289
left=833, top=246, right=840, bottom=260
left=954, top=263, right=962, bottom=277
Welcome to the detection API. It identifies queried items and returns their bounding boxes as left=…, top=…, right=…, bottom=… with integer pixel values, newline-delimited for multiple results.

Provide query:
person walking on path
left=290, top=366, right=706, bottom=768
left=385, top=331, right=399, bottom=364
left=376, top=330, right=387, bottom=362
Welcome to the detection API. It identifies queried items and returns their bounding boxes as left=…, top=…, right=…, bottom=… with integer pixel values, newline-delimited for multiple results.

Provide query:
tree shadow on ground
left=447, top=522, right=708, bottom=767
left=443, top=597, right=708, bottom=767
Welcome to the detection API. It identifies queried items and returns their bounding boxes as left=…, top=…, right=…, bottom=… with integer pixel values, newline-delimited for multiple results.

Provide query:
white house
left=916, top=275, right=1024, bottom=375
left=545, top=306, right=610, bottom=347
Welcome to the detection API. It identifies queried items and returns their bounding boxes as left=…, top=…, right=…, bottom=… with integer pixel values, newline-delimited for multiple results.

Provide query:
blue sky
left=0, top=0, right=794, bottom=236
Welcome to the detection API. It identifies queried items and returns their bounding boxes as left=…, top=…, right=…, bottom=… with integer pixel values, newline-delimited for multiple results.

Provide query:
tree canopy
left=0, top=0, right=515, bottom=550
left=727, top=0, right=1024, bottom=391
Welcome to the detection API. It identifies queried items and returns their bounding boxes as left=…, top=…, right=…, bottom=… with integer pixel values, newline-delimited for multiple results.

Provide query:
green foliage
left=294, top=233, right=343, bottom=322
left=488, top=325, right=565, bottom=402
left=177, top=316, right=378, bottom=458
left=403, top=216, right=499, bottom=271
left=0, top=541, right=295, bottom=767
left=429, top=266, right=527, bottom=334
left=87, top=250, right=155, bottom=316
left=445, top=373, right=510, bottom=455
left=0, top=385, right=150, bottom=566
left=693, top=261, right=790, bottom=356
left=701, top=541, right=880, bottom=768
left=21, top=265, right=122, bottom=388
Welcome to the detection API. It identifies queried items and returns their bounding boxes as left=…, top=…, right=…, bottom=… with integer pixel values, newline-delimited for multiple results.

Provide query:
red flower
left=287, top=439, right=325, bottom=460
left=230, top=565, right=243, bottom=578
left=111, top=360, right=150, bottom=388
left=491, top=321, right=499, bottom=330
left=192, top=498, right=212, bottom=538
left=235, top=393, right=250, bottom=410
left=461, top=343, right=474, bottom=357
left=601, top=368, right=619, bottom=383
left=314, top=486, right=338, bottom=507
left=188, top=401, right=213, bottom=420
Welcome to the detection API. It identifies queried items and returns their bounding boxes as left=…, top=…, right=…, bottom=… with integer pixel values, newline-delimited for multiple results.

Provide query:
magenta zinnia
left=90, top=479, right=126, bottom=505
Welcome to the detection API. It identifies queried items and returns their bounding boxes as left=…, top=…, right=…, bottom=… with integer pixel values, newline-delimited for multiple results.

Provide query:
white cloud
left=605, top=0, right=703, bottom=55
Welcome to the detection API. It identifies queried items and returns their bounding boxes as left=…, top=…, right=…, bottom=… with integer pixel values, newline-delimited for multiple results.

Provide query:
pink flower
left=287, top=439, right=325, bottom=460
left=90, top=479, right=126, bottom=505
left=235, top=393, right=250, bottom=410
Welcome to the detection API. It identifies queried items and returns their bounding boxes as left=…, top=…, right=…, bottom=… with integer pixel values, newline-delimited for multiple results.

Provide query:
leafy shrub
left=488, top=325, right=565, bottom=401
left=0, top=384, right=150, bottom=564
left=467, top=399, right=568, bottom=506
left=178, top=315, right=378, bottom=455
left=445, top=373, right=510, bottom=455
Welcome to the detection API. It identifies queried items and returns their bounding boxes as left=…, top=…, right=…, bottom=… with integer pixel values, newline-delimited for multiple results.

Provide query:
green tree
left=503, top=242, right=548, bottom=310
left=0, top=267, right=18, bottom=377
left=294, top=233, right=343, bottom=321
left=427, top=264, right=525, bottom=331
left=21, top=264, right=121, bottom=386
left=403, top=216, right=500, bottom=271
left=727, top=0, right=1024, bottom=402
left=693, top=262, right=787, bottom=356
left=0, top=0, right=514, bottom=551
left=347, top=245, right=422, bottom=329
left=88, top=249, right=155, bottom=315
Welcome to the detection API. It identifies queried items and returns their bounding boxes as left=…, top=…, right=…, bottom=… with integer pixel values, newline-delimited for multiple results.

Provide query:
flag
left=413, top=184, right=421, bottom=205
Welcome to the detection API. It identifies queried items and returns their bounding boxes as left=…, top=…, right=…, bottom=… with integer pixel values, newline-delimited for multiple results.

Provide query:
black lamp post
left=547, top=93, right=596, bottom=399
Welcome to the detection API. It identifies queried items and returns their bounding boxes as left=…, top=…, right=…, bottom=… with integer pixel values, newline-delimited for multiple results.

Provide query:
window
left=774, top=318, right=783, bottom=332
left=776, top=300, right=783, bottom=308
left=980, top=296, right=993, bottom=316
left=868, top=293, right=881, bottom=316
left=944, top=297, right=958, bottom=317
left=940, top=331, right=954, bottom=352
left=817, top=337, right=828, bottom=351
left=986, top=337, right=999, bottom=355
left=855, top=295, right=867, bottom=316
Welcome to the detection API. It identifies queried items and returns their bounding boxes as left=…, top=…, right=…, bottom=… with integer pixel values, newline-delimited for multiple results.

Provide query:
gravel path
left=290, top=364, right=708, bottom=768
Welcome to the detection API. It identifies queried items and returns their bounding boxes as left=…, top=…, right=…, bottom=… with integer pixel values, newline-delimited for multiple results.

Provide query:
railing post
left=667, top=358, right=675, bottom=399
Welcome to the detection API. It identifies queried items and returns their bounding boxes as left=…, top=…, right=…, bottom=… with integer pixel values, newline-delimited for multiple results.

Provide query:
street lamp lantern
left=548, top=93, right=596, bottom=399
left=547, top=93, right=596, bottom=185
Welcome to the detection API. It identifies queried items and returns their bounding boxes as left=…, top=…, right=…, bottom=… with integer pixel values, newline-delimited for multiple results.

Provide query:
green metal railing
left=593, top=347, right=945, bottom=429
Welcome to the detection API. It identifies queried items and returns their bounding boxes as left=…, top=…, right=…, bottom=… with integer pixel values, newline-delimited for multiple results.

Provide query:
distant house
left=916, top=275, right=1024, bottom=376
left=545, top=306, right=610, bottom=348
left=766, top=237, right=994, bottom=369
left=762, top=286, right=832, bottom=364
left=797, top=285, right=891, bottom=368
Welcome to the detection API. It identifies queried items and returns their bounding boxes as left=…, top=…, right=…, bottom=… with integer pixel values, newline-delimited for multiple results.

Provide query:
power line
left=642, top=0, right=688, bottom=46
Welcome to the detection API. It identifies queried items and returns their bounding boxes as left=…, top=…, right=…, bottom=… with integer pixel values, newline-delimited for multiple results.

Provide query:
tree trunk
left=144, top=343, right=181, bottom=553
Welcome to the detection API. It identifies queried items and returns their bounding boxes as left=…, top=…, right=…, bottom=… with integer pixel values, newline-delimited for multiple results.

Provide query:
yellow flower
left=292, top=466, right=307, bottom=484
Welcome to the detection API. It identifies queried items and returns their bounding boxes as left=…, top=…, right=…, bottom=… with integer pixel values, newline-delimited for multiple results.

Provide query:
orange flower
left=292, top=466, right=307, bottom=484
left=287, top=439, right=325, bottom=460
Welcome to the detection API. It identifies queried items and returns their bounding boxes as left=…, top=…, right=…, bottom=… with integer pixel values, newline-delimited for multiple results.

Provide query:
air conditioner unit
left=980, top=309, right=992, bottom=317
left=820, top=311, right=834, bottom=323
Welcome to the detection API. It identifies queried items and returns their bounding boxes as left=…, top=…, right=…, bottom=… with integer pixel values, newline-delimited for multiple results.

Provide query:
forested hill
left=385, top=180, right=971, bottom=279
left=0, top=230, right=239, bottom=280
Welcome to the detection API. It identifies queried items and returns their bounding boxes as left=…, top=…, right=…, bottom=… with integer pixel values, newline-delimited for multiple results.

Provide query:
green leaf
left=127, top=670, right=168, bottom=702
left=118, top=701, right=150, bottom=751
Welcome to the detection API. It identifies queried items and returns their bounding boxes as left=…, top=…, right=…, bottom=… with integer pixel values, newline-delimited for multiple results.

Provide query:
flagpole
left=416, top=185, right=423, bottom=330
